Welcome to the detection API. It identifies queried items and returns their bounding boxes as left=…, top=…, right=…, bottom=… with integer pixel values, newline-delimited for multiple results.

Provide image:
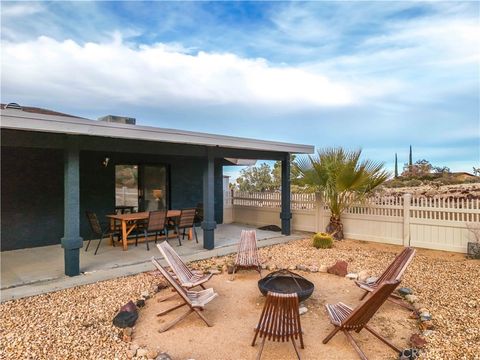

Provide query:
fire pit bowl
left=258, top=269, right=315, bottom=302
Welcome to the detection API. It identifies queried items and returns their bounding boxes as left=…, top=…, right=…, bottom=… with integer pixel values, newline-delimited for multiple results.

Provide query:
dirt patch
left=132, top=271, right=415, bottom=360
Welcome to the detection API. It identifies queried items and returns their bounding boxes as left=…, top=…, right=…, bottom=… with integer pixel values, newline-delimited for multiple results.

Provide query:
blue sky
left=1, top=1, right=479, bottom=180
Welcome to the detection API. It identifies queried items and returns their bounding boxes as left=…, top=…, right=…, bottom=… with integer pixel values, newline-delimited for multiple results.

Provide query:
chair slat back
left=147, top=210, right=167, bottom=232
left=376, top=247, right=416, bottom=284
left=157, top=241, right=193, bottom=285
left=256, top=291, right=302, bottom=342
left=86, top=211, right=103, bottom=236
left=194, top=203, right=204, bottom=223
left=178, top=208, right=196, bottom=228
left=151, top=257, right=191, bottom=304
left=235, top=230, right=260, bottom=266
left=343, top=280, right=400, bottom=330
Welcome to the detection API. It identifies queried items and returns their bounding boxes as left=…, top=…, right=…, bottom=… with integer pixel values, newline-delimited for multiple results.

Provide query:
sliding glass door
left=115, top=164, right=168, bottom=212
left=139, top=165, right=168, bottom=211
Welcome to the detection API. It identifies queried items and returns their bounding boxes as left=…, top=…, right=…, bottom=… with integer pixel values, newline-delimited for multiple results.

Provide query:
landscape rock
left=319, top=265, right=328, bottom=273
left=410, top=333, right=427, bottom=348
left=405, top=294, right=418, bottom=303
left=419, top=312, right=432, bottom=321
left=308, top=265, right=319, bottom=273
left=208, top=268, right=221, bottom=275
left=156, top=353, right=173, bottom=360
left=345, top=273, right=358, bottom=280
left=147, top=349, right=159, bottom=359
left=419, top=320, right=435, bottom=330
left=299, top=306, right=308, bottom=315
left=398, top=287, right=413, bottom=296
left=288, top=265, right=296, bottom=270
left=357, top=270, right=369, bottom=282
left=296, top=264, right=308, bottom=271
left=136, top=299, right=146, bottom=307
left=422, top=330, right=434, bottom=337
left=136, top=348, right=149, bottom=358
left=327, top=260, right=348, bottom=277
left=365, top=276, right=378, bottom=284
left=267, top=264, right=277, bottom=271
left=261, top=264, right=268, bottom=270
left=126, top=349, right=137, bottom=359
left=141, top=291, right=150, bottom=300
left=123, top=327, right=133, bottom=336
left=413, top=303, right=427, bottom=311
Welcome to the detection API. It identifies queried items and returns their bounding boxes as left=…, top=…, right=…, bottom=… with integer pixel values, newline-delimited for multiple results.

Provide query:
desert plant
left=297, top=148, right=389, bottom=240
left=312, top=232, right=333, bottom=249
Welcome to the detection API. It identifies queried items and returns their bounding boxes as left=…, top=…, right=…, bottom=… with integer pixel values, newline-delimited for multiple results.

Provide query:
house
left=0, top=103, right=314, bottom=276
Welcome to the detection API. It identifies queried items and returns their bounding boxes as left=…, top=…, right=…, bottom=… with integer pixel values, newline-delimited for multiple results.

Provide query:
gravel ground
left=1, top=238, right=479, bottom=360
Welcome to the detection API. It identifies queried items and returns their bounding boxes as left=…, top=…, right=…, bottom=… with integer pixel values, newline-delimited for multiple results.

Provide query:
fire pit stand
left=258, top=269, right=315, bottom=302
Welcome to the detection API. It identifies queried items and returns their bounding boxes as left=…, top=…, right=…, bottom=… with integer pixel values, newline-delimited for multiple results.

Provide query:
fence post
left=403, top=193, right=411, bottom=246
left=315, top=193, right=324, bottom=232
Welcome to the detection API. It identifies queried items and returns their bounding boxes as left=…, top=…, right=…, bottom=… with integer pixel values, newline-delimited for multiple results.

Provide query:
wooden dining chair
left=138, top=210, right=167, bottom=251
left=151, top=257, right=217, bottom=333
left=85, top=211, right=118, bottom=255
left=252, top=291, right=304, bottom=360
left=167, top=208, right=198, bottom=246
left=354, top=247, right=416, bottom=310
left=323, top=280, right=402, bottom=360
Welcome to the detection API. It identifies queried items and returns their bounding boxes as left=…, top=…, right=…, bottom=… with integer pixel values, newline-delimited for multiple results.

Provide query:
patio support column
left=202, top=147, right=216, bottom=250
left=280, top=153, right=292, bottom=235
left=61, top=136, right=83, bottom=276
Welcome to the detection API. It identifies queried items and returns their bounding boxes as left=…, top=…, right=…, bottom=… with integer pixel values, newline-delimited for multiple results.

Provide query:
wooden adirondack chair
left=156, top=241, right=212, bottom=289
left=151, top=257, right=218, bottom=333
left=233, top=230, right=262, bottom=276
left=252, top=291, right=304, bottom=360
left=355, top=247, right=416, bottom=310
left=323, top=280, right=402, bottom=360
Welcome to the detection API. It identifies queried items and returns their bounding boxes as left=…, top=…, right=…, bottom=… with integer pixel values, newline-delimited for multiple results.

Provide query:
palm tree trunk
left=326, top=215, right=344, bottom=240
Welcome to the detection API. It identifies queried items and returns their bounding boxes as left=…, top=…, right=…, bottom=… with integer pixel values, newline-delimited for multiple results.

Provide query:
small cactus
left=312, top=232, right=333, bottom=249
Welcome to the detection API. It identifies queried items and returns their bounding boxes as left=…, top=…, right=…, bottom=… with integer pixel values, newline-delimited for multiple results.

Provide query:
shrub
left=312, top=232, right=333, bottom=249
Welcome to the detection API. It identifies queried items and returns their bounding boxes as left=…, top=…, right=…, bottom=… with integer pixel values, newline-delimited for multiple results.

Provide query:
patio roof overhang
left=0, top=108, right=314, bottom=155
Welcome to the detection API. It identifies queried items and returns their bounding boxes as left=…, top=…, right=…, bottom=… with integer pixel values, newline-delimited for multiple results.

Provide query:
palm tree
left=296, top=148, right=389, bottom=240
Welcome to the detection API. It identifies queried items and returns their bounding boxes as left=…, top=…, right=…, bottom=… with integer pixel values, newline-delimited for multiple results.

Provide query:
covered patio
left=0, top=105, right=313, bottom=299
left=1, top=223, right=304, bottom=301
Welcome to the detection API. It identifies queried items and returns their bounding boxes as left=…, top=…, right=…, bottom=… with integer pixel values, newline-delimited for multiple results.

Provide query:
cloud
left=0, top=2, right=478, bottom=173
left=1, top=2, right=44, bottom=17
left=1, top=35, right=354, bottom=109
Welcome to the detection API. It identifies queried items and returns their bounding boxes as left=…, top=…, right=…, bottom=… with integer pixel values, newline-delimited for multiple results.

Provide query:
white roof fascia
left=0, top=109, right=314, bottom=154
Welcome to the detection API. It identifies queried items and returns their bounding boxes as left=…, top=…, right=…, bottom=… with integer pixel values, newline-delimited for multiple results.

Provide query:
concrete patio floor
left=1, top=223, right=305, bottom=301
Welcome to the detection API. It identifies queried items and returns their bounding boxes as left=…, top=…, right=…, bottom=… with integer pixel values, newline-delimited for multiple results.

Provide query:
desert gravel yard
left=1, top=239, right=479, bottom=360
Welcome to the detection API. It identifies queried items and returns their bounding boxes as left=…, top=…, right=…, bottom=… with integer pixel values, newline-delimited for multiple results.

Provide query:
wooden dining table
left=106, top=210, right=189, bottom=251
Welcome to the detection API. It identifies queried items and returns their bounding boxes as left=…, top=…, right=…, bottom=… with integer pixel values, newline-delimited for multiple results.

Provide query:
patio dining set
left=84, top=207, right=201, bottom=255
left=151, top=230, right=416, bottom=360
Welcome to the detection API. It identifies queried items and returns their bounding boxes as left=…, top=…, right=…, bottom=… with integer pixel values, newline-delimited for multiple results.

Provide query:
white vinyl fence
left=227, top=191, right=480, bottom=253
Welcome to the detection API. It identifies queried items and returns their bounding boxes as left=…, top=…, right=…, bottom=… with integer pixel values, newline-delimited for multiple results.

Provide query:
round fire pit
left=258, top=269, right=314, bottom=302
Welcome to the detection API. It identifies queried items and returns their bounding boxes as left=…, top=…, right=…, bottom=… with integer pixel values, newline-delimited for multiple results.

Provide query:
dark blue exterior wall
left=1, top=147, right=64, bottom=251
left=1, top=147, right=224, bottom=250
